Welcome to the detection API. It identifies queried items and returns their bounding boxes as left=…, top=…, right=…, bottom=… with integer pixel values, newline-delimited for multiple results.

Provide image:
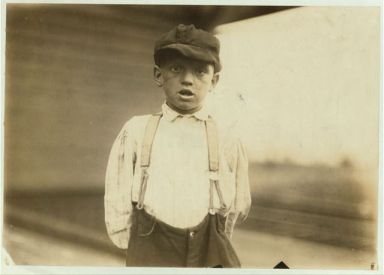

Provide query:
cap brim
left=157, top=43, right=221, bottom=71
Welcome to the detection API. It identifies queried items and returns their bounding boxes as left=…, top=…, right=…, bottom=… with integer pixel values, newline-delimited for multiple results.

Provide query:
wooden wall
left=5, top=5, right=180, bottom=193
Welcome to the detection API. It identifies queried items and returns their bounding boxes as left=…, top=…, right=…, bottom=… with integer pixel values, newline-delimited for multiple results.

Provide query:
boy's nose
left=180, top=70, right=194, bottom=85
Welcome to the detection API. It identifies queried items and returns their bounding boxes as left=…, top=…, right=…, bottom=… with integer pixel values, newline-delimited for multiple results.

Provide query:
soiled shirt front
left=105, top=103, right=251, bottom=249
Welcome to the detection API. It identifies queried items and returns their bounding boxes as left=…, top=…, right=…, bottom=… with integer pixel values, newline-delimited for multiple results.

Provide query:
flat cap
left=154, top=24, right=221, bottom=72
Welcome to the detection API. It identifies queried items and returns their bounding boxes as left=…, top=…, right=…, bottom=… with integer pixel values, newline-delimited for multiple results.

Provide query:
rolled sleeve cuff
left=106, top=218, right=130, bottom=249
left=235, top=196, right=252, bottom=220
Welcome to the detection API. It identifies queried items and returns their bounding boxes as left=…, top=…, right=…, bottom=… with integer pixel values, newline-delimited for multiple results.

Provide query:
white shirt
left=104, top=103, right=251, bottom=249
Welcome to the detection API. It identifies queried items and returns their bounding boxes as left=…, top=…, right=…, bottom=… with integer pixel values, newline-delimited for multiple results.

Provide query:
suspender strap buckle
left=208, top=171, right=219, bottom=181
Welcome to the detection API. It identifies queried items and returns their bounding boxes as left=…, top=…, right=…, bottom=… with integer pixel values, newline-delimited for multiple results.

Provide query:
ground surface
left=3, top=222, right=376, bottom=270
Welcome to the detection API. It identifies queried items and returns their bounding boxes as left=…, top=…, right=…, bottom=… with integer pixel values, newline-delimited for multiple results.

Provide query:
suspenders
left=136, top=113, right=162, bottom=210
left=205, top=118, right=227, bottom=213
left=136, top=113, right=227, bottom=214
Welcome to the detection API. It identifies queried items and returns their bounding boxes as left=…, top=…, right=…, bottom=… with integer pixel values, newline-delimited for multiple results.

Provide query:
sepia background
left=3, top=4, right=380, bottom=269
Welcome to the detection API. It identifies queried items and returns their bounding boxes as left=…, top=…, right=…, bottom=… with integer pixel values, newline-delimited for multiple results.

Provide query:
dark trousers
left=126, top=205, right=241, bottom=267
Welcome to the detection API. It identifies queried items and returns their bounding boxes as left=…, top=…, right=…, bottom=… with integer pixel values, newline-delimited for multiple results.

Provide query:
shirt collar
left=161, top=102, right=210, bottom=122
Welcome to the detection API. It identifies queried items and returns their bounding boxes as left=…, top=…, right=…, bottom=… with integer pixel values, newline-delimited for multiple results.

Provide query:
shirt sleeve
left=104, top=119, right=136, bottom=249
left=234, top=138, right=252, bottom=221
left=225, top=138, right=252, bottom=238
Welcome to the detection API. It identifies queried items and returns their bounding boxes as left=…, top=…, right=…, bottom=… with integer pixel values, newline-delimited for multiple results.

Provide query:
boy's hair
left=154, top=24, right=221, bottom=73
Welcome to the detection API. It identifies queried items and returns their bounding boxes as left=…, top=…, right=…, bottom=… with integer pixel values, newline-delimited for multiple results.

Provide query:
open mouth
left=178, top=89, right=194, bottom=98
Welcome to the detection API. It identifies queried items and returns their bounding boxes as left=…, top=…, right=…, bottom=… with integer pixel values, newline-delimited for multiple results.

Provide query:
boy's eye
left=196, top=67, right=208, bottom=76
left=170, top=65, right=182, bottom=73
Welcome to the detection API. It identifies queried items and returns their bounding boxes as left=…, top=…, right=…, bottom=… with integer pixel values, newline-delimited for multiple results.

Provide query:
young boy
left=104, top=24, right=251, bottom=268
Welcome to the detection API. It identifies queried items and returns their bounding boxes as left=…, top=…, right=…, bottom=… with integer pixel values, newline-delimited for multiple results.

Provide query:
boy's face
left=154, top=55, right=219, bottom=114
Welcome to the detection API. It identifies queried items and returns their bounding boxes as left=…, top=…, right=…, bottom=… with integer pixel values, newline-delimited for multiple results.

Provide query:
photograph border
left=0, top=0, right=382, bottom=274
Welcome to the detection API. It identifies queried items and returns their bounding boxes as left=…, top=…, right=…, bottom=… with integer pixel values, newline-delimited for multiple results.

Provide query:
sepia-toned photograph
left=1, top=1, right=382, bottom=273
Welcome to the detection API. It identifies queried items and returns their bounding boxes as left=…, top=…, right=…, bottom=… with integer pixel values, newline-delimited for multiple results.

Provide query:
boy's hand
left=238, top=212, right=249, bottom=223
left=238, top=204, right=251, bottom=222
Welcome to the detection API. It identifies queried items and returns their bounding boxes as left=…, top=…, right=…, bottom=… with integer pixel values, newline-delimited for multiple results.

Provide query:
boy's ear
left=154, top=65, right=163, bottom=87
left=210, top=73, right=220, bottom=90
